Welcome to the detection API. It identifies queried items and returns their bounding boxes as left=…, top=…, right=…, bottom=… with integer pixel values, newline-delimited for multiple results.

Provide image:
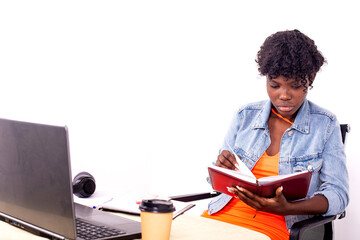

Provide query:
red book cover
left=208, top=166, right=312, bottom=200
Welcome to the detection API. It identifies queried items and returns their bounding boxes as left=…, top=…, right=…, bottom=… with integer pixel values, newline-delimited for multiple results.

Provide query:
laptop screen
left=0, top=118, right=76, bottom=239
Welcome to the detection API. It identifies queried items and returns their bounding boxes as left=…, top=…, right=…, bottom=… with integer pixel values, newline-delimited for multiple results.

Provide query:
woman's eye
left=270, top=85, right=279, bottom=89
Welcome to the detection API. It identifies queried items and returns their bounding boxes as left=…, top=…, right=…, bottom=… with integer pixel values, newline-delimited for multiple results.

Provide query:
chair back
left=340, top=124, right=350, bottom=145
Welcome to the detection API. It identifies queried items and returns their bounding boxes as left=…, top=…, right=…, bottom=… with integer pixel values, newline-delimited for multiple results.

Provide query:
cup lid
left=139, top=199, right=176, bottom=213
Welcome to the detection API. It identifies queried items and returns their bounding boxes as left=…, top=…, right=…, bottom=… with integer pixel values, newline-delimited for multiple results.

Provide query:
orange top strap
left=271, top=108, right=294, bottom=125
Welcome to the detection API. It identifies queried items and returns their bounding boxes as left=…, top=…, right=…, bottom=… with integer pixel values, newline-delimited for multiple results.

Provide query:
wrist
left=282, top=201, right=296, bottom=215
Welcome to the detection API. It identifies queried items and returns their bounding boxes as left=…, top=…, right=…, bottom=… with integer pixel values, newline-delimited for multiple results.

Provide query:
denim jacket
left=207, top=99, right=349, bottom=229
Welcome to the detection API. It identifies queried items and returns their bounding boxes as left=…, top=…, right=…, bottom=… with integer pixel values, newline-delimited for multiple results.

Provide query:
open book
left=208, top=165, right=312, bottom=200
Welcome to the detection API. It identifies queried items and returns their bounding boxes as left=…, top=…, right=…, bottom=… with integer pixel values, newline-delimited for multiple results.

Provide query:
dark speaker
left=72, top=172, right=96, bottom=198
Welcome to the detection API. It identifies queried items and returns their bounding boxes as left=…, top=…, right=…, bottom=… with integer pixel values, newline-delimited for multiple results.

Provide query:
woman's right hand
left=216, top=150, right=239, bottom=170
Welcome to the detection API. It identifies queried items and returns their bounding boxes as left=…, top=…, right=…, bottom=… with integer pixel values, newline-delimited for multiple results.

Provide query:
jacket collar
left=253, top=99, right=310, bottom=134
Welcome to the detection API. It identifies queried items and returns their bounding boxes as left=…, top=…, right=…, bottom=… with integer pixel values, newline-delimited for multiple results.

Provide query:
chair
left=171, top=124, right=350, bottom=240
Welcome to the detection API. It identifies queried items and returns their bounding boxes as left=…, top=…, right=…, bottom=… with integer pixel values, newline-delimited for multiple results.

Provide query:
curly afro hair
left=256, top=29, right=326, bottom=90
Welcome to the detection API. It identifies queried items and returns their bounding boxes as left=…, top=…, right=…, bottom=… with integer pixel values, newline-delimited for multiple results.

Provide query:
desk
left=0, top=212, right=270, bottom=240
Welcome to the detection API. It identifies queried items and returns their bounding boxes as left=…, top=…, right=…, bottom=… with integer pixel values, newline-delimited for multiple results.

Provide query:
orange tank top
left=202, top=152, right=290, bottom=240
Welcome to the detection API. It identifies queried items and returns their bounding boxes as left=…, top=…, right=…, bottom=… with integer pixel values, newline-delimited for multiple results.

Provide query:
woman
left=201, top=30, right=349, bottom=240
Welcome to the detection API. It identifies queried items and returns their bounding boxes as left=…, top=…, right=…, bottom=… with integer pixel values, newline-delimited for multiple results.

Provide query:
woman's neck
left=271, top=108, right=294, bottom=125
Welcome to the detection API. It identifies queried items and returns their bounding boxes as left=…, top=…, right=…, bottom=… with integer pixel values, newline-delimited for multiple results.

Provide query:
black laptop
left=0, top=118, right=141, bottom=240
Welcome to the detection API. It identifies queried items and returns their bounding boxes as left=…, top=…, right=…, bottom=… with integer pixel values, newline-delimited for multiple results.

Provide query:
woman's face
left=266, top=75, right=309, bottom=121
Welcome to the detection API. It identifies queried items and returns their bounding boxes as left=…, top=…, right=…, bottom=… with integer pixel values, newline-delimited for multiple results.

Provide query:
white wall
left=1, top=0, right=358, bottom=238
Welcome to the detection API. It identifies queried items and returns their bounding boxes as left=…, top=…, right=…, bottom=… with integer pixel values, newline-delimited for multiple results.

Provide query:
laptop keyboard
left=76, top=219, right=126, bottom=240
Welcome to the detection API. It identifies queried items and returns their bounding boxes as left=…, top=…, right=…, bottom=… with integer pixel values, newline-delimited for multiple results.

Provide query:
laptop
left=0, top=118, right=141, bottom=240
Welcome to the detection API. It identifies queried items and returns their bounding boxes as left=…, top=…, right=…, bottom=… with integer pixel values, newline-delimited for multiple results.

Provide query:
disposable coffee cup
left=139, top=199, right=176, bottom=240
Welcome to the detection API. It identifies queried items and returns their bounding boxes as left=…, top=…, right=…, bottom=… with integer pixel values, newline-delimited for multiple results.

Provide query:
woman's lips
left=278, top=106, right=294, bottom=112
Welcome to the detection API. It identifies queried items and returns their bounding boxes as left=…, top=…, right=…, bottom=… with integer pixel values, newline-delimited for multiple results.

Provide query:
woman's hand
left=227, top=186, right=329, bottom=216
left=216, top=150, right=239, bottom=170
left=228, top=186, right=291, bottom=215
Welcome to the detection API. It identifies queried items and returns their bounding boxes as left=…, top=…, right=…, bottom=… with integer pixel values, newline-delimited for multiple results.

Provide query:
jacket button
left=288, top=131, right=293, bottom=136
left=307, top=164, right=313, bottom=171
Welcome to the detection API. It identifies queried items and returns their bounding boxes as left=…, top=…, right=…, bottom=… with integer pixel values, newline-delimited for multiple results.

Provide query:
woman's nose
left=279, top=88, right=291, bottom=100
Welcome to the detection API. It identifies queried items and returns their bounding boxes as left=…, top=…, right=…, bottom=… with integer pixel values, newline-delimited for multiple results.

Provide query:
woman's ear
left=307, top=73, right=316, bottom=90
left=310, top=73, right=317, bottom=82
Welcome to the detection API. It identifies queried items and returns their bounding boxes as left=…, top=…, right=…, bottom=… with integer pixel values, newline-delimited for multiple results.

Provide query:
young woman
left=202, top=29, right=349, bottom=240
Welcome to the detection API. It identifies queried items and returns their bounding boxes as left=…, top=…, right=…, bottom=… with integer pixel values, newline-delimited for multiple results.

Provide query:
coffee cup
left=139, top=199, right=176, bottom=240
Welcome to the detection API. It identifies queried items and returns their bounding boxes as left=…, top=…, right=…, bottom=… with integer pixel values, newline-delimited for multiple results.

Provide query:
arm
left=313, top=120, right=349, bottom=216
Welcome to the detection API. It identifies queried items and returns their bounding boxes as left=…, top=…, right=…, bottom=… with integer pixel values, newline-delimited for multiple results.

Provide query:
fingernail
left=227, top=187, right=234, bottom=193
left=236, top=186, right=243, bottom=191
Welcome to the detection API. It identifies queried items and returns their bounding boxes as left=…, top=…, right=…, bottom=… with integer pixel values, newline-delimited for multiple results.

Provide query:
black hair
left=256, top=29, right=326, bottom=90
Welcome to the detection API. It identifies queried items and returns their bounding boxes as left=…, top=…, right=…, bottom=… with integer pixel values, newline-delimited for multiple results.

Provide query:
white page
left=233, top=154, right=256, bottom=179
left=226, top=143, right=255, bottom=179
left=257, top=171, right=308, bottom=183
left=209, top=165, right=256, bottom=184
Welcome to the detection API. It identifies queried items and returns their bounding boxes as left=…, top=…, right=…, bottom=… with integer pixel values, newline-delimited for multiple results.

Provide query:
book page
left=209, top=165, right=256, bottom=184
left=258, top=171, right=308, bottom=183
left=225, top=143, right=255, bottom=180
left=233, top=155, right=256, bottom=180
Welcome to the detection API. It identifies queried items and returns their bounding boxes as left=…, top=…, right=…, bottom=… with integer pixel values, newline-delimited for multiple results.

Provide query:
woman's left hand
left=227, top=186, right=291, bottom=215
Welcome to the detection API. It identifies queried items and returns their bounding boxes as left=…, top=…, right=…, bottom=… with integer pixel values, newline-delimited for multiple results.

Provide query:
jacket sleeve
left=313, top=119, right=350, bottom=216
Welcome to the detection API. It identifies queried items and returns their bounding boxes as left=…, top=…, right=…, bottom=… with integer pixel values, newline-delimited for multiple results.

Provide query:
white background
left=1, top=0, right=359, bottom=238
